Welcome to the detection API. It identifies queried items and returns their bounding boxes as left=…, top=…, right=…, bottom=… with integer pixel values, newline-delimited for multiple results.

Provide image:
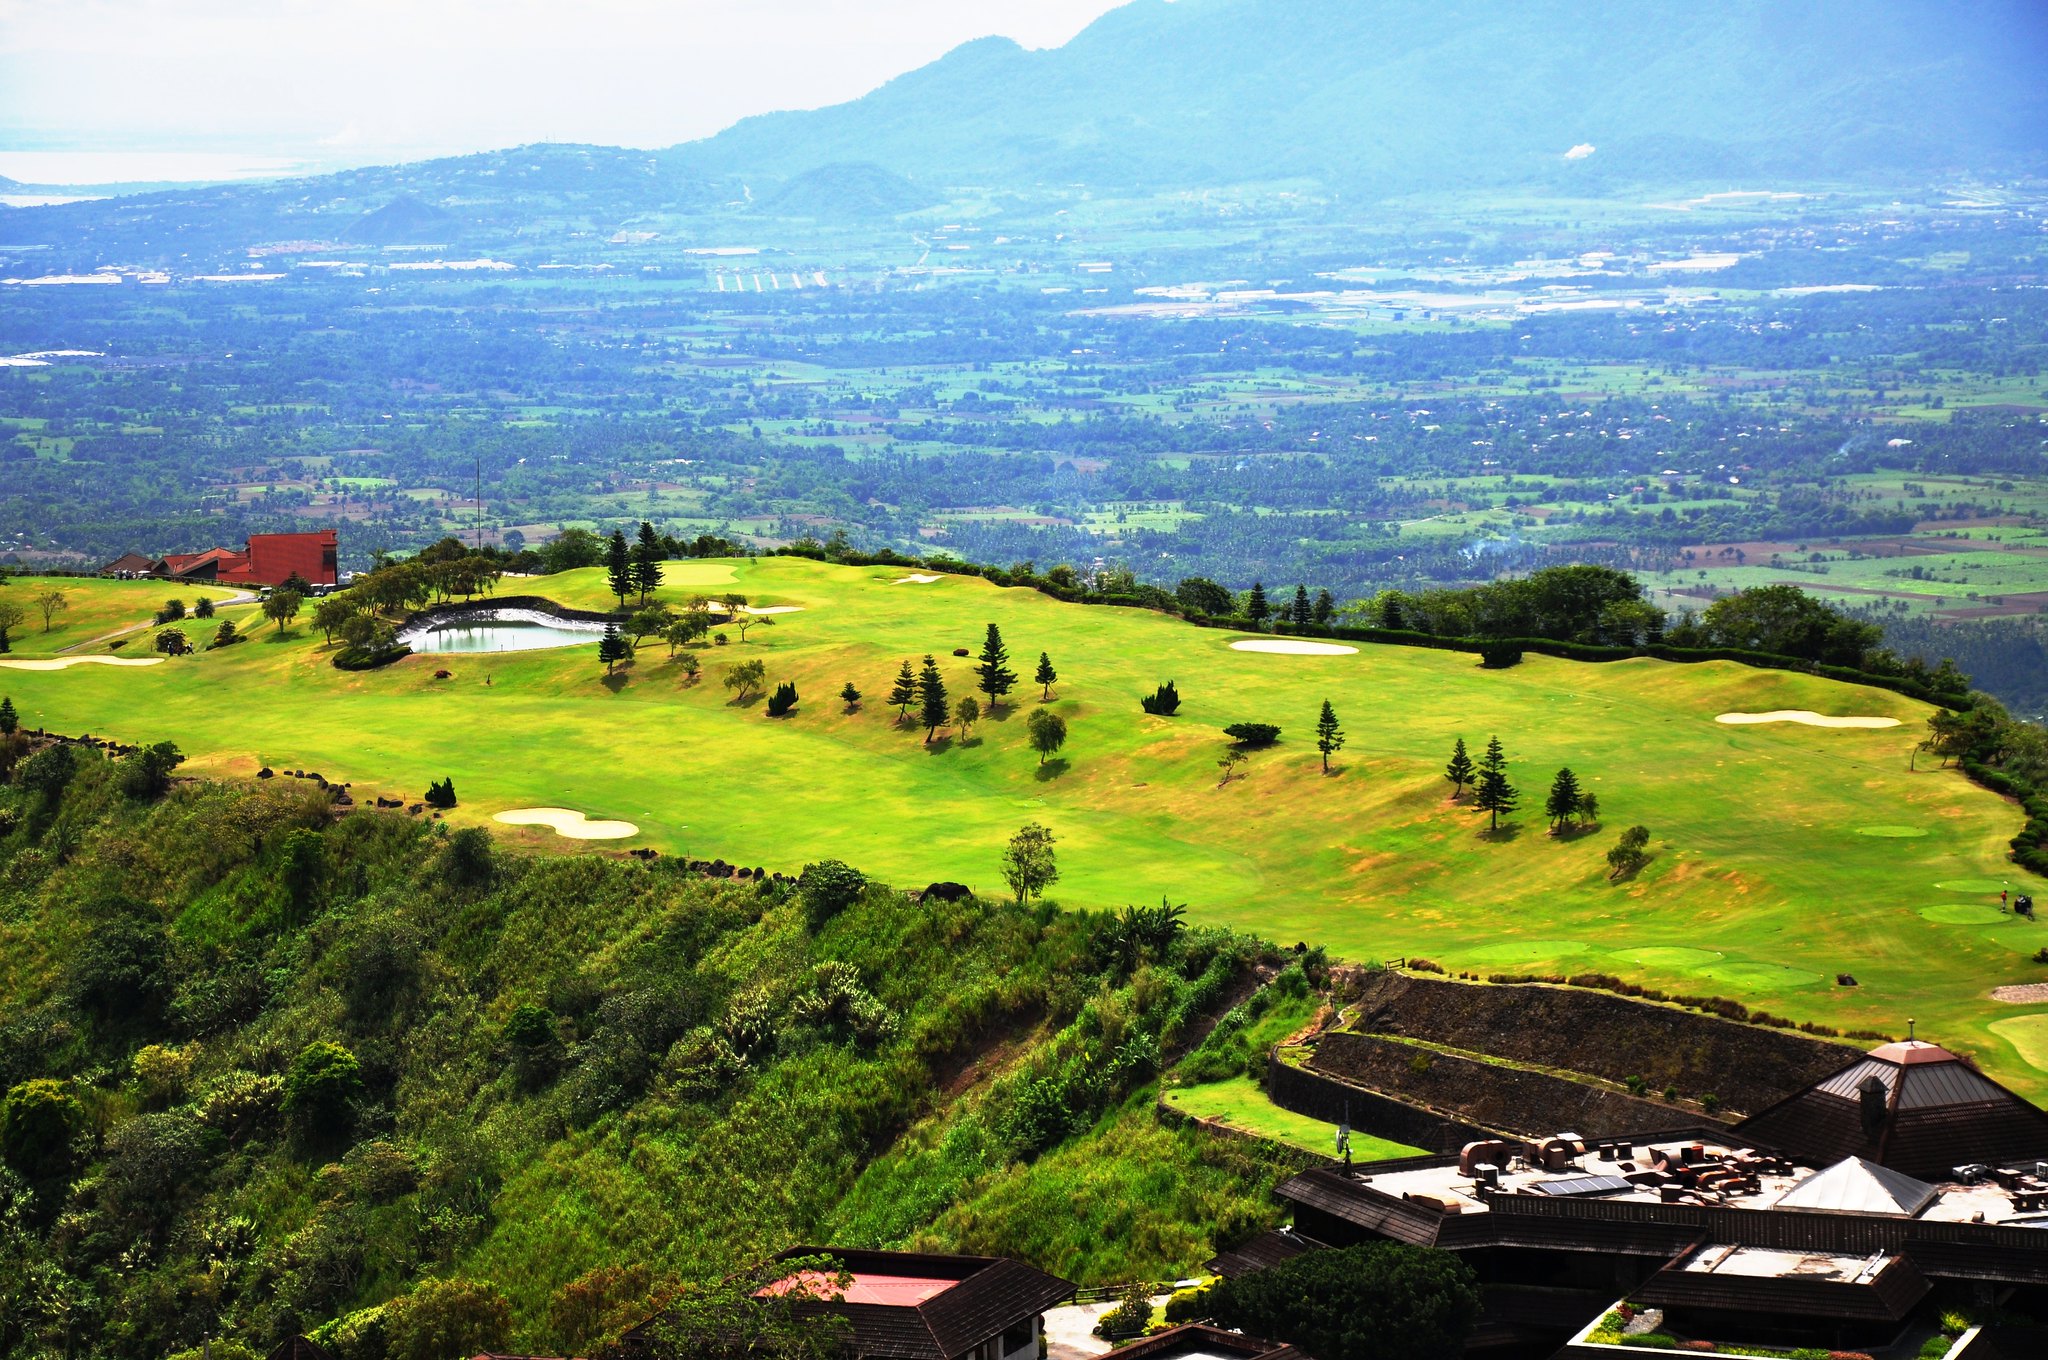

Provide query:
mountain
left=672, top=0, right=2048, bottom=191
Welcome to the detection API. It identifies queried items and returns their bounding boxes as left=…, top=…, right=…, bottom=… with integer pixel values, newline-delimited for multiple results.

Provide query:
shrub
left=384, top=1277, right=511, bottom=1360
left=1478, top=643, right=1523, bottom=668
left=424, top=777, right=457, bottom=809
left=1, top=1078, right=82, bottom=1177
left=192, top=596, right=215, bottom=620
left=68, top=913, right=173, bottom=1022
left=1207, top=1242, right=1481, bottom=1360
left=133, top=1042, right=200, bottom=1106
left=797, top=859, right=866, bottom=930
left=1223, top=722, right=1280, bottom=747
left=1163, top=1285, right=1214, bottom=1325
left=765, top=680, right=800, bottom=717
left=1094, top=1285, right=1154, bottom=1341
left=208, top=618, right=240, bottom=648
left=444, top=825, right=494, bottom=886
left=283, top=1041, right=364, bottom=1133
left=502, top=1003, right=555, bottom=1049
left=196, top=1070, right=284, bottom=1139
left=119, top=740, right=186, bottom=800
left=1141, top=680, right=1182, bottom=715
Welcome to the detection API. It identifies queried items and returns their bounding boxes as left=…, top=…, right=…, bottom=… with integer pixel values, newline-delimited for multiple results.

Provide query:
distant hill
left=756, top=162, right=938, bottom=219
left=671, top=0, right=2048, bottom=191
left=341, top=193, right=459, bottom=246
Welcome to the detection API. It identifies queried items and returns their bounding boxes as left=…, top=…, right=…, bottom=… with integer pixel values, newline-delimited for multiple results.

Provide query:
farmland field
left=5, top=560, right=2044, bottom=1094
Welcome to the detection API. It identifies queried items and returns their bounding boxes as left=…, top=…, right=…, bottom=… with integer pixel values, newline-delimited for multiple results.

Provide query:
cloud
left=1564, top=143, right=1597, bottom=160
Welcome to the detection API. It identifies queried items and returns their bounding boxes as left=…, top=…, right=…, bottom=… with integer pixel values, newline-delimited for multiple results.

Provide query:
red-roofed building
left=151, top=530, right=339, bottom=589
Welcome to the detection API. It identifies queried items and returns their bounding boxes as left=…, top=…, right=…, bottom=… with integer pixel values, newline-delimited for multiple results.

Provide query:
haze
left=0, top=0, right=1126, bottom=180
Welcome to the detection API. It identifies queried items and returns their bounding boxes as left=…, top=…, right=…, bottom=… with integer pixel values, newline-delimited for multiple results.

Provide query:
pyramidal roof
left=1736, top=1038, right=2048, bottom=1179
left=1772, top=1156, right=1939, bottom=1217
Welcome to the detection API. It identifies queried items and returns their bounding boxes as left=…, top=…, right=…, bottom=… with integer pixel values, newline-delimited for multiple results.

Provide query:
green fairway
left=1163, top=1076, right=1424, bottom=1160
left=1, top=575, right=244, bottom=655
left=4, top=560, right=2046, bottom=1093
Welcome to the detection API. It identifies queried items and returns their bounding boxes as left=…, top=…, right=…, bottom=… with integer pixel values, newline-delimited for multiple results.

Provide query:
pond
left=397, top=607, right=608, bottom=655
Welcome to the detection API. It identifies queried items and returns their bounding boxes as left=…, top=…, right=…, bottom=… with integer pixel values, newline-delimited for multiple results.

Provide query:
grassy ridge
left=0, top=560, right=2041, bottom=1092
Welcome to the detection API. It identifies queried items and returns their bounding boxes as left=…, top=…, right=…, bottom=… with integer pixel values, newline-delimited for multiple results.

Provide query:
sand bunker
left=493, top=807, right=639, bottom=840
left=1715, top=710, right=1900, bottom=729
left=1229, top=639, right=1359, bottom=656
left=894, top=573, right=942, bottom=584
left=739, top=605, right=803, bottom=615
left=0, top=655, right=163, bottom=671
left=1992, top=984, right=2048, bottom=1005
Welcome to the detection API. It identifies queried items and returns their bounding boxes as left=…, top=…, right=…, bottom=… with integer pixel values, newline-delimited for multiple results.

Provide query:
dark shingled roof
left=1205, top=1227, right=1326, bottom=1279
left=1735, top=1040, right=2048, bottom=1179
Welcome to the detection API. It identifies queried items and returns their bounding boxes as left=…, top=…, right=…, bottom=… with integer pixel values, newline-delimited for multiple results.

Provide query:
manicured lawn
left=4, top=558, right=2046, bottom=1093
left=1164, top=1076, right=1425, bottom=1160
left=1, top=574, right=246, bottom=656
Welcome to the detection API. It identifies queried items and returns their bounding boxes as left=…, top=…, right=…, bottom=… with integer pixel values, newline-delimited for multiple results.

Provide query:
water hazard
left=398, top=607, right=607, bottom=655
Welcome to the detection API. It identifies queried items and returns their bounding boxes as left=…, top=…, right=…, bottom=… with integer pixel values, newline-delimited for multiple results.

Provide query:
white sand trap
left=1716, top=710, right=1900, bottom=729
left=0, top=655, right=164, bottom=671
left=1229, top=639, right=1359, bottom=656
left=493, top=807, right=639, bottom=840
left=1993, top=984, right=2048, bottom=1005
left=740, top=605, right=803, bottom=615
left=894, top=573, right=942, bottom=584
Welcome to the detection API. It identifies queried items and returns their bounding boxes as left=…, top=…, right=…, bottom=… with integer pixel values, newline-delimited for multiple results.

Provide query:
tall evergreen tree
left=1313, top=589, right=1335, bottom=626
left=630, top=521, right=663, bottom=603
left=888, top=660, right=917, bottom=718
left=917, top=654, right=949, bottom=742
left=605, top=530, right=632, bottom=607
left=1315, top=700, right=1345, bottom=774
left=1292, top=585, right=1312, bottom=626
left=1035, top=651, right=1057, bottom=701
left=1246, top=582, right=1270, bottom=628
left=0, top=695, right=14, bottom=735
left=1444, top=737, right=1474, bottom=800
left=599, top=623, right=630, bottom=676
left=1545, top=768, right=1584, bottom=832
left=976, top=623, right=1018, bottom=712
left=1473, top=735, right=1518, bottom=831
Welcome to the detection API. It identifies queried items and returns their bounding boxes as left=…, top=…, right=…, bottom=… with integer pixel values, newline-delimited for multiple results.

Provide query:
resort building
left=111, top=529, right=341, bottom=589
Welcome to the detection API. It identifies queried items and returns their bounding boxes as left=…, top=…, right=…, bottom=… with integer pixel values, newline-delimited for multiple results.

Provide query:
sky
left=0, top=0, right=1130, bottom=182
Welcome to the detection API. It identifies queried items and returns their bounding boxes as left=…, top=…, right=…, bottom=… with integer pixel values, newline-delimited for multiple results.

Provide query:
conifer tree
left=1292, top=585, right=1312, bottom=626
left=1315, top=699, right=1345, bottom=774
left=1246, top=581, right=1270, bottom=628
left=976, top=623, right=1017, bottom=712
left=1444, top=737, right=1474, bottom=800
left=888, top=660, right=917, bottom=719
left=1545, top=767, right=1584, bottom=832
left=1035, top=651, right=1057, bottom=701
left=1473, top=735, right=1518, bottom=831
left=605, top=530, right=632, bottom=606
left=1313, top=589, right=1335, bottom=626
left=630, top=521, right=663, bottom=602
left=840, top=682, right=861, bottom=712
left=917, top=654, right=949, bottom=742
left=599, top=623, right=630, bottom=676
left=0, top=695, right=14, bottom=735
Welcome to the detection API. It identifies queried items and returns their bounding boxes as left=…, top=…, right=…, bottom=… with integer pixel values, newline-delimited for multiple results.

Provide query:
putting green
left=1463, top=940, right=1599, bottom=965
left=1690, top=961, right=1825, bottom=989
left=1920, top=904, right=2012, bottom=925
left=1990, top=1014, right=2048, bottom=1074
left=1979, top=926, right=2048, bottom=955
left=4, top=561, right=2042, bottom=1094
left=1936, top=878, right=2014, bottom=894
left=1857, top=826, right=1928, bottom=838
left=1606, top=946, right=1724, bottom=968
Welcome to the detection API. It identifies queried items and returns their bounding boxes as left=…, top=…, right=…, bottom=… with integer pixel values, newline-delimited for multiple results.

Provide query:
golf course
left=5, top=558, right=2046, bottom=1093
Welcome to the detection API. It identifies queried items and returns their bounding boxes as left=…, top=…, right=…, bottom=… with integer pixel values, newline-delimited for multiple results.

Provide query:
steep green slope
left=0, top=764, right=1304, bottom=1357
left=1, top=560, right=2037, bottom=1091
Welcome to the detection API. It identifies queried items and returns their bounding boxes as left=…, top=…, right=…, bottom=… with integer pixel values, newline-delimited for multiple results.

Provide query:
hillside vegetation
left=1, top=558, right=2040, bottom=1091
left=0, top=762, right=1310, bottom=1357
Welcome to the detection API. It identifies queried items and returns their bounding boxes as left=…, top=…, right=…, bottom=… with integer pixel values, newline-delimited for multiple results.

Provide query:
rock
left=1836, top=974, right=1858, bottom=987
left=257, top=767, right=275, bottom=779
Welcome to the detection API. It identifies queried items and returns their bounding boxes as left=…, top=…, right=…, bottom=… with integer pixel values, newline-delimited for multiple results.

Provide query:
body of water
left=399, top=608, right=606, bottom=655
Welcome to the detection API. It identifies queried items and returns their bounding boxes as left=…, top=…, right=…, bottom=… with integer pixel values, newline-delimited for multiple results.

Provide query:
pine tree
left=976, top=623, right=1017, bottom=712
left=1035, top=651, right=1057, bottom=701
left=599, top=623, right=630, bottom=676
left=1444, top=737, right=1474, bottom=800
left=1315, top=699, right=1345, bottom=774
left=1313, top=589, right=1335, bottom=626
left=839, top=682, right=861, bottom=712
left=1545, top=767, right=1584, bottom=832
left=1246, top=581, right=1270, bottom=628
left=605, top=530, right=632, bottom=606
left=917, top=654, right=949, bottom=743
left=1292, top=585, right=1311, bottom=626
left=0, top=695, right=14, bottom=735
left=1473, top=735, right=1518, bottom=832
left=630, top=521, right=663, bottom=603
left=888, top=660, right=917, bottom=718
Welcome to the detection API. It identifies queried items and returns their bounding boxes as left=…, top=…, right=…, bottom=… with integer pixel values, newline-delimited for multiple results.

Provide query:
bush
left=1478, top=644, right=1523, bottom=669
left=68, top=913, right=173, bottom=1023
left=1207, top=1241, right=1480, bottom=1360
left=424, top=776, right=457, bottom=809
left=283, top=1041, right=364, bottom=1134
left=1094, top=1285, right=1154, bottom=1341
left=1140, top=680, right=1182, bottom=715
left=1164, top=1285, right=1214, bottom=1325
left=765, top=680, right=800, bottom=717
left=1, top=1078, right=82, bottom=1177
left=444, top=825, right=494, bottom=886
left=207, top=618, right=240, bottom=648
left=502, top=1003, right=555, bottom=1049
left=797, top=859, right=866, bottom=930
left=384, top=1277, right=512, bottom=1360
left=1223, top=722, right=1280, bottom=747
left=333, top=642, right=411, bottom=671
left=119, top=740, right=185, bottom=800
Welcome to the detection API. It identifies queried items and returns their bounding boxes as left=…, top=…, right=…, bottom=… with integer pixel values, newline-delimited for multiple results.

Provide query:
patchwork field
left=4, top=560, right=2046, bottom=1093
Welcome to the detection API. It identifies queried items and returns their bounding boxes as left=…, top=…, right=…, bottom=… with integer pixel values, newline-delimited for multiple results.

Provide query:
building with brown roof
left=147, top=530, right=339, bottom=589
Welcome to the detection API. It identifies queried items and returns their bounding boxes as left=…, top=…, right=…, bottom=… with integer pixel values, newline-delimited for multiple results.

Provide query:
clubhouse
left=101, top=529, right=340, bottom=590
left=1222, top=1039, right=2048, bottom=1356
